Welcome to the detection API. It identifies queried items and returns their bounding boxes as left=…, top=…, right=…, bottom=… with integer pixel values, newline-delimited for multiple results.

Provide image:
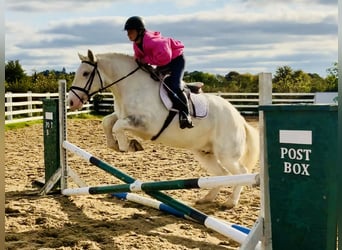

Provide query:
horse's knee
left=222, top=160, right=248, bottom=176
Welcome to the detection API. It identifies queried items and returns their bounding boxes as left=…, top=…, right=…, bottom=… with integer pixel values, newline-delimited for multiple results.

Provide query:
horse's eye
left=83, top=71, right=90, bottom=77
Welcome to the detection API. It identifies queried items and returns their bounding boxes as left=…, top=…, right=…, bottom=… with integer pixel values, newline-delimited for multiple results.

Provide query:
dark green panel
left=42, top=98, right=60, bottom=189
left=260, top=104, right=338, bottom=250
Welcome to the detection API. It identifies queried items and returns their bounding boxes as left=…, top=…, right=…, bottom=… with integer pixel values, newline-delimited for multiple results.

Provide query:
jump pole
left=60, top=139, right=257, bottom=248
left=113, top=192, right=187, bottom=219
left=61, top=169, right=260, bottom=195
left=41, top=80, right=262, bottom=249
left=112, top=192, right=251, bottom=235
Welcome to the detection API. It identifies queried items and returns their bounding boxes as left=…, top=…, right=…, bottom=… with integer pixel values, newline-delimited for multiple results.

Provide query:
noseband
left=69, top=61, right=140, bottom=104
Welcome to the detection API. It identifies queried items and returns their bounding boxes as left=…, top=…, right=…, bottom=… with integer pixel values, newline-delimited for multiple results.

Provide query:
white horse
left=68, top=49, right=259, bottom=208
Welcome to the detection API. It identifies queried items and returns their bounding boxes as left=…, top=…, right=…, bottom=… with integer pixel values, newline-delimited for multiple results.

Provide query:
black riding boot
left=178, top=92, right=194, bottom=129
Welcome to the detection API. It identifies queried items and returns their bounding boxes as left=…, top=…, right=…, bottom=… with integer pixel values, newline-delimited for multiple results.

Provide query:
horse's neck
left=98, top=54, right=133, bottom=80
left=98, top=54, right=158, bottom=102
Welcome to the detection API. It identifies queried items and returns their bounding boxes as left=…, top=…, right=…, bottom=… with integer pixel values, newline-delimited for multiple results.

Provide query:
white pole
left=63, top=141, right=92, bottom=161
left=198, top=173, right=259, bottom=188
left=258, top=72, right=272, bottom=250
left=62, top=187, right=90, bottom=196
left=58, top=80, right=68, bottom=190
left=205, top=217, right=262, bottom=250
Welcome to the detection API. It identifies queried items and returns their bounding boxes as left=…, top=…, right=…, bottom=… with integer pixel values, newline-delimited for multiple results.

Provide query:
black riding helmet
left=124, top=16, right=145, bottom=31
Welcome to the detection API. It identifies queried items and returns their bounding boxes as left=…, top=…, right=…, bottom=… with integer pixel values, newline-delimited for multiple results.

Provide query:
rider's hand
left=136, top=57, right=146, bottom=65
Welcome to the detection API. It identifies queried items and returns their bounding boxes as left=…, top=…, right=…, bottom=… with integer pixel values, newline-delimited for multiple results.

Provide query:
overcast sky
left=5, top=0, right=338, bottom=77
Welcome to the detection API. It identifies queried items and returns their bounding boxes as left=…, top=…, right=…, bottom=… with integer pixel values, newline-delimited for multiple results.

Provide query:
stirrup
left=179, top=113, right=194, bottom=129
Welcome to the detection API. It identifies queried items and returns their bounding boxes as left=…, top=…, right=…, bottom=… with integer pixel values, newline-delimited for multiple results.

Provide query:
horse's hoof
left=223, top=200, right=237, bottom=209
left=195, top=198, right=212, bottom=204
left=129, top=139, right=144, bottom=152
left=107, top=141, right=120, bottom=152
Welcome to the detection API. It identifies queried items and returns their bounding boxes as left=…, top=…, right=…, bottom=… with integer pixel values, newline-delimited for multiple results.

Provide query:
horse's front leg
left=102, top=113, right=120, bottom=151
left=112, top=117, right=144, bottom=152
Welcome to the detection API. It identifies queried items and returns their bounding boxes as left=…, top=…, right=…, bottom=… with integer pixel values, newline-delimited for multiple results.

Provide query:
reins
left=69, top=60, right=140, bottom=103
left=101, top=65, right=140, bottom=92
left=69, top=58, right=189, bottom=141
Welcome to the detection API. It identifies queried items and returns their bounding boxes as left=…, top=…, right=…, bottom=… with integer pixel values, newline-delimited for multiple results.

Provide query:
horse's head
left=68, top=49, right=104, bottom=110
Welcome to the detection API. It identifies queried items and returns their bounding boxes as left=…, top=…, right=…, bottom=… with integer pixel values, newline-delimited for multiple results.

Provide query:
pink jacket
left=133, top=30, right=184, bottom=66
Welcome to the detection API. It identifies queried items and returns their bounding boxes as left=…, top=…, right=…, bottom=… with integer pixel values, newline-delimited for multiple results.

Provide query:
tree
left=308, top=73, right=326, bottom=92
left=273, top=66, right=294, bottom=92
left=326, top=62, right=338, bottom=78
left=184, top=71, right=223, bottom=92
left=292, top=70, right=311, bottom=92
left=31, top=71, right=59, bottom=93
left=3, top=62, right=337, bottom=94
left=223, top=71, right=258, bottom=92
left=5, top=60, right=32, bottom=92
left=325, top=62, right=338, bottom=91
left=273, top=66, right=314, bottom=92
left=225, top=71, right=240, bottom=81
left=5, top=60, right=26, bottom=83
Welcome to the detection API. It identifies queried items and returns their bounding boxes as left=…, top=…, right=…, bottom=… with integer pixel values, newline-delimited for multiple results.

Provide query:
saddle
left=139, top=62, right=209, bottom=118
left=138, top=62, right=209, bottom=140
left=159, top=81, right=208, bottom=118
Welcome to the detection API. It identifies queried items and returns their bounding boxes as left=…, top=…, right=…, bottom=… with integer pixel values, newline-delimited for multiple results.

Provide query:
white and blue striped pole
left=112, top=192, right=251, bottom=234
left=112, top=192, right=187, bottom=219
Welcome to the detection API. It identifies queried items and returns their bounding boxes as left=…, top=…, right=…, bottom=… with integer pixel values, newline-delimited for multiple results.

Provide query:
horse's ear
left=87, top=49, right=95, bottom=63
left=78, top=53, right=87, bottom=61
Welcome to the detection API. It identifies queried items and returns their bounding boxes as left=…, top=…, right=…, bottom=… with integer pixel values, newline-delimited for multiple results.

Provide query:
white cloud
left=5, top=0, right=338, bottom=77
left=6, top=0, right=113, bottom=12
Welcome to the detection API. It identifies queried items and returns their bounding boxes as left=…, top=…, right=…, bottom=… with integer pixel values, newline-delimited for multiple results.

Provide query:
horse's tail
left=240, top=122, right=260, bottom=172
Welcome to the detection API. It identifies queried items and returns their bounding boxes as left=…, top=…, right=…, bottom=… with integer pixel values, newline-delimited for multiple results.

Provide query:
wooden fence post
left=6, top=92, right=13, bottom=121
left=27, top=91, right=33, bottom=117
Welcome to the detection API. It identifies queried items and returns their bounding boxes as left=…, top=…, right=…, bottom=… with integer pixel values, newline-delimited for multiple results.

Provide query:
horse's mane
left=96, top=52, right=134, bottom=62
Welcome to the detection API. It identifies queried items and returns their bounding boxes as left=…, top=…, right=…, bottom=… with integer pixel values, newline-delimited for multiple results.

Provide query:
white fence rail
left=5, top=92, right=92, bottom=124
left=5, top=91, right=318, bottom=124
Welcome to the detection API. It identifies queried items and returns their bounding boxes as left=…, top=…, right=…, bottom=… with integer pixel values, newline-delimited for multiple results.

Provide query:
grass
left=68, top=113, right=104, bottom=120
left=5, top=120, right=43, bottom=131
left=5, top=113, right=105, bottom=131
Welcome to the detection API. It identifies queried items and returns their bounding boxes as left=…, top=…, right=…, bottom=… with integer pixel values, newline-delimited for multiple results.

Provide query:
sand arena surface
left=5, top=118, right=260, bottom=250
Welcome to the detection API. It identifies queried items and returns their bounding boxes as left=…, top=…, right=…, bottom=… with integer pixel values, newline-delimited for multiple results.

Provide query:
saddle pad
left=159, top=83, right=208, bottom=118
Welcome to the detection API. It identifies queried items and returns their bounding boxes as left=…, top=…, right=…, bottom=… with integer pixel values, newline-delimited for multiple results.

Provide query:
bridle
left=69, top=60, right=140, bottom=103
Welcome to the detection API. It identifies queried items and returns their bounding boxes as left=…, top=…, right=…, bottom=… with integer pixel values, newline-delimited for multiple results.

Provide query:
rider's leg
left=175, top=88, right=193, bottom=129
left=167, top=55, right=193, bottom=129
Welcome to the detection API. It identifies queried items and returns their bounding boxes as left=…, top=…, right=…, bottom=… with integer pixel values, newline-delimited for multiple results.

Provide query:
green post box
left=42, top=98, right=60, bottom=189
left=260, top=104, right=338, bottom=250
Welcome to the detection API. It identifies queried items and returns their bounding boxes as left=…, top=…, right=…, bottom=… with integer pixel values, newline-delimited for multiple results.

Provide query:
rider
left=124, top=16, right=194, bottom=129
